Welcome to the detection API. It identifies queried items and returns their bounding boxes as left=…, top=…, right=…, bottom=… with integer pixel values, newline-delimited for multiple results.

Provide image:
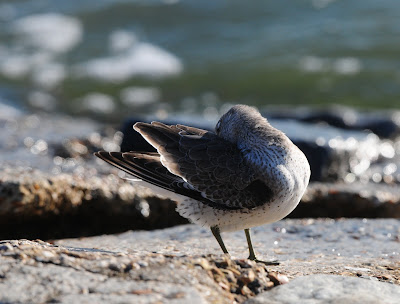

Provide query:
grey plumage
left=95, top=105, right=311, bottom=262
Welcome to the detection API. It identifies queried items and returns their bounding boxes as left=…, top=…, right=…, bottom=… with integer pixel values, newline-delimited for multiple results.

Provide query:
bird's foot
left=248, top=255, right=280, bottom=266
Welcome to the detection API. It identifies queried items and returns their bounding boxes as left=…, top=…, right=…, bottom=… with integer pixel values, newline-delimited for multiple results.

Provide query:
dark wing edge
left=95, top=151, right=242, bottom=210
left=95, top=151, right=174, bottom=191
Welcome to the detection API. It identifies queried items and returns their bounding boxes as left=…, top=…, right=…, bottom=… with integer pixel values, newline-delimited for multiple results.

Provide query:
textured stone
left=245, top=274, right=400, bottom=304
left=1, top=219, right=400, bottom=303
left=0, top=167, right=187, bottom=240
left=56, top=219, right=400, bottom=286
left=265, top=106, right=400, bottom=139
left=0, top=240, right=278, bottom=304
left=291, top=182, right=400, bottom=218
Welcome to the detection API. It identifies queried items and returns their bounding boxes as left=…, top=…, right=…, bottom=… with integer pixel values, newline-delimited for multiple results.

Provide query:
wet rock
left=3, top=110, right=400, bottom=185
left=290, top=182, right=400, bottom=218
left=264, top=106, right=400, bottom=139
left=269, top=119, right=395, bottom=183
left=2, top=110, right=400, bottom=185
left=245, top=274, right=400, bottom=304
left=0, top=167, right=187, bottom=240
left=0, top=112, right=126, bottom=180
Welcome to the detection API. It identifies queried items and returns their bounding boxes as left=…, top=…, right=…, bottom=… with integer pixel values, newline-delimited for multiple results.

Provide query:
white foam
left=0, top=13, right=81, bottom=83
left=80, top=93, right=115, bottom=114
left=299, top=56, right=327, bottom=73
left=76, top=42, right=183, bottom=82
left=0, top=98, right=22, bottom=119
left=109, top=30, right=138, bottom=53
left=120, top=86, right=161, bottom=106
left=32, top=62, right=67, bottom=88
left=28, top=91, right=56, bottom=111
left=0, top=54, right=31, bottom=79
left=0, top=52, right=51, bottom=79
left=299, top=56, right=362, bottom=75
left=12, top=13, right=83, bottom=53
left=333, top=57, right=362, bottom=75
left=0, top=51, right=66, bottom=88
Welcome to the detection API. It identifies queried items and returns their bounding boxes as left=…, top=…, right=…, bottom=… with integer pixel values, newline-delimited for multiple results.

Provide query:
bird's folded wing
left=95, top=151, right=241, bottom=210
left=134, top=122, right=274, bottom=209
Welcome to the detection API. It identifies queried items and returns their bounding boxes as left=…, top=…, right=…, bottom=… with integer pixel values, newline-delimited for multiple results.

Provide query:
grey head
left=215, top=105, right=286, bottom=148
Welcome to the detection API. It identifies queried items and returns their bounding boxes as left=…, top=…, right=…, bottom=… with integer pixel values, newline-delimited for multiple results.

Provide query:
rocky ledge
left=0, top=167, right=187, bottom=240
left=1, top=218, right=400, bottom=303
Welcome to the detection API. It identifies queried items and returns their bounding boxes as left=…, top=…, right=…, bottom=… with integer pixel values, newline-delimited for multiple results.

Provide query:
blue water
left=0, top=0, right=400, bottom=121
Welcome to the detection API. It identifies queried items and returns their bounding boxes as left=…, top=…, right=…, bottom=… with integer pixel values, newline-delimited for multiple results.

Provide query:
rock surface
left=55, top=218, right=400, bottom=284
left=0, top=167, right=187, bottom=240
left=264, top=106, right=400, bottom=139
left=292, top=182, right=400, bottom=218
left=246, top=274, right=400, bottom=304
left=1, top=219, right=400, bottom=303
left=0, top=240, right=281, bottom=304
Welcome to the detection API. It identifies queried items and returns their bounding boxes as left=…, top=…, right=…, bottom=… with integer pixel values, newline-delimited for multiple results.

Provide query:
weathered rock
left=269, top=119, right=393, bottom=183
left=245, top=274, right=400, bottom=304
left=0, top=167, right=187, bottom=240
left=0, top=240, right=278, bottom=304
left=1, top=219, right=400, bottom=303
left=291, top=182, right=400, bottom=218
left=264, top=106, right=400, bottom=139
left=55, top=219, right=400, bottom=286
left=0, top=113, right=120, bottom=173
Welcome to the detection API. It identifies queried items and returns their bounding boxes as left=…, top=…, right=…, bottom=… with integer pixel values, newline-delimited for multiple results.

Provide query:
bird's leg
left=245, top=228, right=257, bottom=260
left=211, top=226, right=229, bottom=255
left=244, top=228, right=279, bottom=265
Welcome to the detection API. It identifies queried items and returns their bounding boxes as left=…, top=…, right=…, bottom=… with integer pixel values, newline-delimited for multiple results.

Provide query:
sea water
left=0, top=0, right=400, bottom=122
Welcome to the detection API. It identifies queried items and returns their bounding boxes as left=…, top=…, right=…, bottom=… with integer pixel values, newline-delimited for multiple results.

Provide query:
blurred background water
left=0, top=0, right=400, bottom=122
